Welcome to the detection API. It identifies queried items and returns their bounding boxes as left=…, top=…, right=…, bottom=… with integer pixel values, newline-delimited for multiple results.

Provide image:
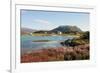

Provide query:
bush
left=61, top=31, right=89, bottom=47
left=80, top=31, right=89, bottom=40
left=64, top=45, right=89, bottom=60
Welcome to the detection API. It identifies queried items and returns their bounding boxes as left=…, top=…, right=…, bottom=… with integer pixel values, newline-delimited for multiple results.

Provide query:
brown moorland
left=21, top=44, right=89, bottom=63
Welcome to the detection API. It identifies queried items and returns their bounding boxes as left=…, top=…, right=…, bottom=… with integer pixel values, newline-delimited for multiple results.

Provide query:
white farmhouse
left=57, top=31, right=62, bottom=35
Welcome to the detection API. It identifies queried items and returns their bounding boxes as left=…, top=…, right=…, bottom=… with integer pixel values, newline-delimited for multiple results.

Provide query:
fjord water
left=21, top=35, right=74, bottom=54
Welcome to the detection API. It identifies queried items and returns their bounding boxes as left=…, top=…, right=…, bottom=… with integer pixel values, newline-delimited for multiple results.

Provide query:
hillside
left=51, top=25, right=82, bottom=33
left=21, top=27, right=36, bottom=34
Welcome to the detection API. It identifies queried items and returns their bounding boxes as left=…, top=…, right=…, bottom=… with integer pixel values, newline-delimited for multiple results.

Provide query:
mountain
left=51, top=25, right=82, bottom=33
left=21, top=27, right=36, bottom=34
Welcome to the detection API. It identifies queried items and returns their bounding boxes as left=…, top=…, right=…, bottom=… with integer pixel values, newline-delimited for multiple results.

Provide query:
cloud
left=33, top=19, right=51, bottom=25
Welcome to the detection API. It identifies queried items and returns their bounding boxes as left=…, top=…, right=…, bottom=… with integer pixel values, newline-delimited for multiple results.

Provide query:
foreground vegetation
left=21, top=44, right=89, bottom=63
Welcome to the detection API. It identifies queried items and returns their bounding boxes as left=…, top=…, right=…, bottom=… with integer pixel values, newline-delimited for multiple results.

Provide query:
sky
left=21, top=10, right=89, bottom=31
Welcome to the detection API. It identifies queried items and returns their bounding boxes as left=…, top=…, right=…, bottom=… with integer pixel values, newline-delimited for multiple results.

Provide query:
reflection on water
left=21, top=35, right=74, bottom=54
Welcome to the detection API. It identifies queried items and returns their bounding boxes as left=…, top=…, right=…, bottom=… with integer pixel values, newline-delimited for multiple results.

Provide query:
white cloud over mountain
left=33, top=19, right=51, bottom=25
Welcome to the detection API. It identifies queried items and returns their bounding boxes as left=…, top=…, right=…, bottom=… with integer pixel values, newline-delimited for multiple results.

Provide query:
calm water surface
left=21, top=35, right=75, bottom=54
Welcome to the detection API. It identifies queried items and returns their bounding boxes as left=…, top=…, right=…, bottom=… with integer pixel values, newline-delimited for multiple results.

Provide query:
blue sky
left=21, top=10, right=89, bottom=31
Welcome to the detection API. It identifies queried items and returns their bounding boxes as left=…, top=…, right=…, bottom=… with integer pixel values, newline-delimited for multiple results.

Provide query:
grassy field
left=30, top=33, right=80, bottom=37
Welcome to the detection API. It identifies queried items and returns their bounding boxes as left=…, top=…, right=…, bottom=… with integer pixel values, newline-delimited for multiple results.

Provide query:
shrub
left=80, top=31, right=89, bottom=40
left=61, top=31, right=89, bottom=47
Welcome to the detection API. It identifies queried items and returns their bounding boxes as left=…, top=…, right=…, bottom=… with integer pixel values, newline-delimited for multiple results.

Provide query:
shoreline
left=22, top=33, right=80, bottom=37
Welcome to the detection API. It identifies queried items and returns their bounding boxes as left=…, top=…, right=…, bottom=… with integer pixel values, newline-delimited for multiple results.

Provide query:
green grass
left=31, top=33, right=80, bottom=37
left=31, top=33, right=52, bottom=36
